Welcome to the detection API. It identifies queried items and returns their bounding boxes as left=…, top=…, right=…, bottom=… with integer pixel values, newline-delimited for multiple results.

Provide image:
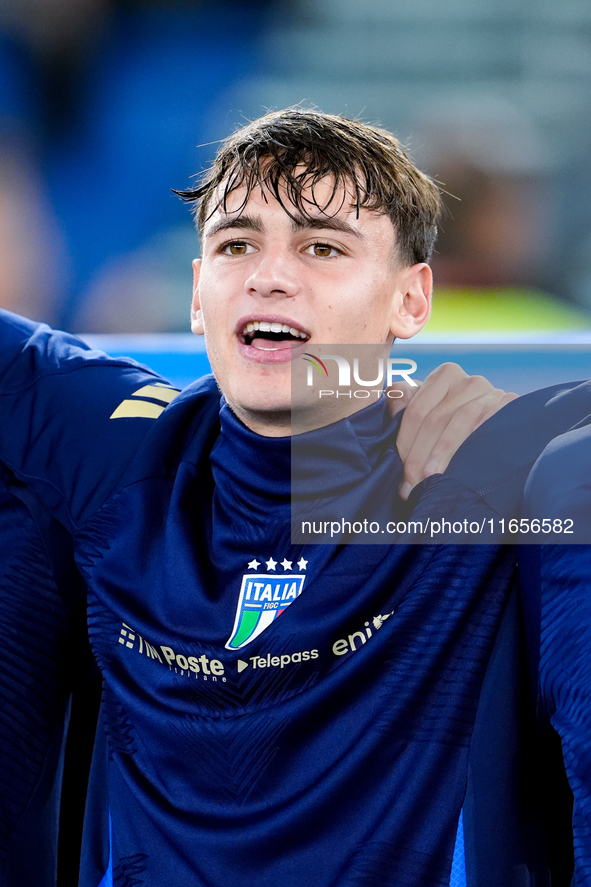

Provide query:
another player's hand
left=388, top=363, right=517, bottom=500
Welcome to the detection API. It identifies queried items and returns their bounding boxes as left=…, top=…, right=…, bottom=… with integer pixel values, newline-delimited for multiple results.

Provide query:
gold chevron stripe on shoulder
left=131, top=384, right=180, bottom=404
left=110, top=400, right=166, bottom=420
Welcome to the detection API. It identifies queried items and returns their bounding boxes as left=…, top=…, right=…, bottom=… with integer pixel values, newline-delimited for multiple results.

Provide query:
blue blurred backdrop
left=0, top=0, right=590, bottom=336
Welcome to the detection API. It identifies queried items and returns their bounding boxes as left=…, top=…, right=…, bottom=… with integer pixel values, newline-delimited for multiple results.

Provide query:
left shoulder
left=522, top=422, right=591, bottom=542
left=446, top=380, right=591, bottom=517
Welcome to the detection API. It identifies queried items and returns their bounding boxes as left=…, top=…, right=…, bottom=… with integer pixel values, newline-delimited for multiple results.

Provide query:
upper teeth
left=242, top=321, right=308, bottom=339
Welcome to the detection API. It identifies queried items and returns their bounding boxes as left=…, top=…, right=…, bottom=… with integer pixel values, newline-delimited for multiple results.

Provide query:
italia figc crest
left=225, top=557, right=307, bottom=650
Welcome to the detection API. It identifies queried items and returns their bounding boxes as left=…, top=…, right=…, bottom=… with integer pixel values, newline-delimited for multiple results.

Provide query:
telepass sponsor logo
left=225, top=556, right=308, bottom=650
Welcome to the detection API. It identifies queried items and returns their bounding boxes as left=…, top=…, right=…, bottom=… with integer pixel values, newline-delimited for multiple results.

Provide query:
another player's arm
left=0, top=310, right=179, bottom=527
left=391, top=363, right=517, bottom=499
left=520, top=428, right=591, bottom=878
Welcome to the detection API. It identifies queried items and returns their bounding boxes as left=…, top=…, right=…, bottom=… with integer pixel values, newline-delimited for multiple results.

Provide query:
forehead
left=202, top=173, right=397, bottom=245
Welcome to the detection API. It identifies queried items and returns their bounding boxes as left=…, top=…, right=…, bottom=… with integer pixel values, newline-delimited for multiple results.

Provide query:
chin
left=225, top=387, right=292, bottom=425
left=227, top=376, right=290, bottom=407
left=239, top=397, right=292, bottom=415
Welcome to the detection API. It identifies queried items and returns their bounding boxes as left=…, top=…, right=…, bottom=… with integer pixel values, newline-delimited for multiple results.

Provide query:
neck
left=228, top=396, right=381, bottom=437
left=230, top=404, right=292, bottom=437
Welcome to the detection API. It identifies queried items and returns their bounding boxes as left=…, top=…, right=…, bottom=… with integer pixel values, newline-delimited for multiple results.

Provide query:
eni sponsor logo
left=118, top=623, right=226, bottom=682
left=331, top=611, right=395, bottom=657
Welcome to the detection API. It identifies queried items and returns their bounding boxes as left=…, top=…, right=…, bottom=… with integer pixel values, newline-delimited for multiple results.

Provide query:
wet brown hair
left=174, top=107, right=442, bottom=265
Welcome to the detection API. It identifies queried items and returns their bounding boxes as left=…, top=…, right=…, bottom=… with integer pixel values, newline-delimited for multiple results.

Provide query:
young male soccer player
left=0, top=108, right=586, bottom=886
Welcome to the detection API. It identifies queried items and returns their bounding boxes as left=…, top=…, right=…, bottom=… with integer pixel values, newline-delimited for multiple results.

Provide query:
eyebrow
left=205, top=213, right=363, bottom=239
left=290, top=215, right=363, bottom=238
left=205, top=215, right=265, bottom=238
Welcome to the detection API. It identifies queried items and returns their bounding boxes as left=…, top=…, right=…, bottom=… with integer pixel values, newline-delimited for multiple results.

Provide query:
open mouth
left=240, top=320, right=310, bottom=348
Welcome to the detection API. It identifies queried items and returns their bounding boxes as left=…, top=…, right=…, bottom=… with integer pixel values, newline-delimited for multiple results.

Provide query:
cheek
left=198, top=282, right=224, bottom=327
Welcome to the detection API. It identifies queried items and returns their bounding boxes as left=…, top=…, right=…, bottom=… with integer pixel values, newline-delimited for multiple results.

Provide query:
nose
left=244, top=249, right=300, bottom=299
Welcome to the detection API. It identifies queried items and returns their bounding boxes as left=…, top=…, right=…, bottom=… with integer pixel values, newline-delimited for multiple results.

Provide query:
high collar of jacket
left=210, top=398, right=402, bottom=506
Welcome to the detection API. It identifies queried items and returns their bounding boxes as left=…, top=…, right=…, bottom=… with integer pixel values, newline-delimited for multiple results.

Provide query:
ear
left=389, top=263, right=432, bottom=340
left=191, top=258, right=204, bottom=335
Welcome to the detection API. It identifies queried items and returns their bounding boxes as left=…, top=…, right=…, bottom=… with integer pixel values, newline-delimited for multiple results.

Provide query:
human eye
left=305, top=241, right=342, bottom=258
left=220, top=240, right=254, bottom=256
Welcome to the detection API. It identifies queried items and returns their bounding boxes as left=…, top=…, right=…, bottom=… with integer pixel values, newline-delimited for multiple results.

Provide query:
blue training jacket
left=0, top=310, right=590, bottom=887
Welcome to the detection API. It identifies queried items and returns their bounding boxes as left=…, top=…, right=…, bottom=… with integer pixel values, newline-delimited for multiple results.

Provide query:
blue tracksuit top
left=1, top=309, right=590, bottom=886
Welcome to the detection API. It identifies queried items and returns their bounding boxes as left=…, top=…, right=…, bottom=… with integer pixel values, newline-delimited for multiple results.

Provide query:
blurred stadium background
left=1, top=0, right=591, bottom=342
